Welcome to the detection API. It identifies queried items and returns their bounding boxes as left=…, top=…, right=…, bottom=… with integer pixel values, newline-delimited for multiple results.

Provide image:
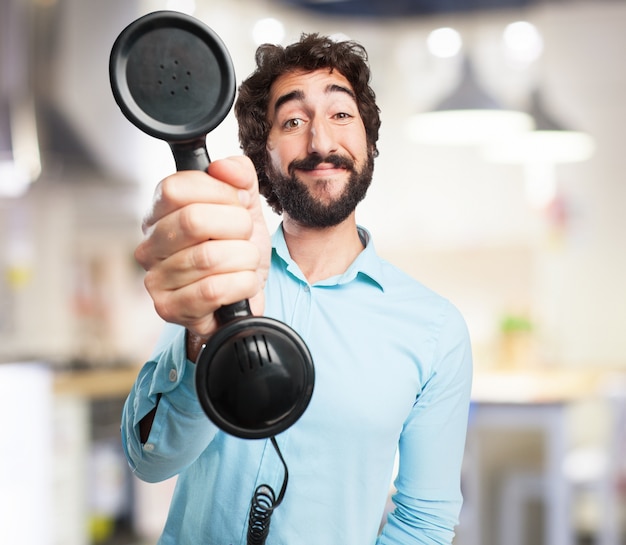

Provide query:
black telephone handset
left=109, top=11, right=315, bottom=543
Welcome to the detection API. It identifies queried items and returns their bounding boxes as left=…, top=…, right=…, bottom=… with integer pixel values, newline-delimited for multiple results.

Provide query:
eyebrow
left=273, top=83, right=357, bottom=116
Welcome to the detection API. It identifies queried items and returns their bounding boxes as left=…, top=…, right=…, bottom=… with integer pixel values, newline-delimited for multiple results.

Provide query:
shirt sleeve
left=120, top=324, right=219, bottom=483
left=377, top=302, right=473, bottom=545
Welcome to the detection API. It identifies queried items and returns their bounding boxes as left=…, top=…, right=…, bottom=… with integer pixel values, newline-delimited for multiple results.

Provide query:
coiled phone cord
left=247, top=436, right=289, bottom=545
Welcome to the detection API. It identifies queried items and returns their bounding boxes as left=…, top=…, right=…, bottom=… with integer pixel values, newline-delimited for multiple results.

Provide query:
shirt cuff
left=148, top=326, right=206, bottom=417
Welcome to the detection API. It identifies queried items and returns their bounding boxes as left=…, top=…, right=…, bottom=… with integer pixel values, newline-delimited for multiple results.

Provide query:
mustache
left=288, top=153, right=355, bottom=174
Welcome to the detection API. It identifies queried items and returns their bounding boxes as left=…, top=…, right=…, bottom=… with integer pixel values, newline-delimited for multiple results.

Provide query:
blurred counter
left=471, top=368, right=610, bottom=404
left=54, top=366, right=140, bottom=399
left=52, top=364, right=617, bottom=403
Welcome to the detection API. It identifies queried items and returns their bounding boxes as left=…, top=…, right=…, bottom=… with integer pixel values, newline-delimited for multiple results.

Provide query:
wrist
left=186, top=330, right=210, bottom=363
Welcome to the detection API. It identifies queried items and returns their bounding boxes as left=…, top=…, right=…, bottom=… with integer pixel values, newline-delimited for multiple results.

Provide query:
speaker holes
left=231, top=336, right=274, bottom=373
left=261, top=335, right=272, bottom=363
left=234, top=340, right=246, bottom=373
left=252, top=336, right=263, bottom=367
left=155, top=62, right=189, bottom=93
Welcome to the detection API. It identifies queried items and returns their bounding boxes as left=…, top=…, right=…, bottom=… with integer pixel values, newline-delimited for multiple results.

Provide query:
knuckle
left=191, top=243, right=214, bottom=271
left=197, top=277, right=220, bottom=307
left=179, top=204, right=204, bottom=238
left=158, top=176, right=181, bottom=203
left=134, top=244, right=148, bottom=269
left=143, top=270, right=158, bottom=293
left=153, top=295, right=175, bottom=324
left=144, top=275, right=171, bottom=321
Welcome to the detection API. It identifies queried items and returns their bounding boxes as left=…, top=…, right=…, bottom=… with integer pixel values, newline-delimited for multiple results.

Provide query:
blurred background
left=1, top=0, right=625, bottom=544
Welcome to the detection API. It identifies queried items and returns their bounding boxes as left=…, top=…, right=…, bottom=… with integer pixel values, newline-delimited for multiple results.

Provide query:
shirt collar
left=271, top=223, right=385, bottom=291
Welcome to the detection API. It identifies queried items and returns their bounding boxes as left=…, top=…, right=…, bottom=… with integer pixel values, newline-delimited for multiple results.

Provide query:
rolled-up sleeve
left=121, top=325, right=218, bottom=483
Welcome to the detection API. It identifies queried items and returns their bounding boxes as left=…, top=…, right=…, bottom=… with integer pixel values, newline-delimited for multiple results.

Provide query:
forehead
left=268, top=69, right=355, bottom=113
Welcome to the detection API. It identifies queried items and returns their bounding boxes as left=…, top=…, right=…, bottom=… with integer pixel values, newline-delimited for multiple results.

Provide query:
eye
left=333, top=112, right=354, bottom=122
left=283, top=118, right=304, bottom=130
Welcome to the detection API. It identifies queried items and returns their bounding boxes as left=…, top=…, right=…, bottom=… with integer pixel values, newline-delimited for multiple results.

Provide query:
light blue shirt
left=121, top=225, right=472, bottom=545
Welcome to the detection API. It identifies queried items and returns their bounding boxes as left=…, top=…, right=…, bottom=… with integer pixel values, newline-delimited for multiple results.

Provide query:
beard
left=267, top=151, right=375, bottom=228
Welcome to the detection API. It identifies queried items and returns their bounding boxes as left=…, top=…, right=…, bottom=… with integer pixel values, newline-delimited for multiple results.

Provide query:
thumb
left=208, top=156, right=259, bottom=197
left=209, top=155, right=271, bottom=287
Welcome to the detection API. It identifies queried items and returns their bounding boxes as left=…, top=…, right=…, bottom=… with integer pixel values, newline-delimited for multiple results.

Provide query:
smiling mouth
left=299, top=163, right=347, bottom=175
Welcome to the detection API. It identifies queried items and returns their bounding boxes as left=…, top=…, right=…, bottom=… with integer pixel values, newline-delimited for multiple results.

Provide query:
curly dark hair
left=234, top=33, right=381, bottom=214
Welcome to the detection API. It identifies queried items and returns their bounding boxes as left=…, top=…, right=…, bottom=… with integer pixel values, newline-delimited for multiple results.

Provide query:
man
left=122, top=33, right=472, bottom=544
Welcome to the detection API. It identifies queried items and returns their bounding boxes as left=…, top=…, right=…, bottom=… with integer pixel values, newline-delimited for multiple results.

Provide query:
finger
left=136, top=203, right=253, bottom=269
left=208, top=156, right=258, bottom=195
left=145, top=240, right=261, bottom=291
left=145, top=170, right=245, bottom=229
left=151, top=270, right=261, bottom=335
left=209, top=157, right=271, bottom=282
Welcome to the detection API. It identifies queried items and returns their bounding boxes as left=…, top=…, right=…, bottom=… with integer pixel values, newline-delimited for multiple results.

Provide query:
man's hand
left=135, top=156, right=271, bottom=345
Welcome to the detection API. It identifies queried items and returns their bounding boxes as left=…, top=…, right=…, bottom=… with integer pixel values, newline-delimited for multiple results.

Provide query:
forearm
left=121, top=326, right=218, bottom=482
left=137, top=329, right=208, bottom=443
left=186, top=329, right=210, bottom=363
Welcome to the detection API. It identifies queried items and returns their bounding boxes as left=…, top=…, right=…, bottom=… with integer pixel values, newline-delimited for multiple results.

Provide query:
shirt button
left=144, top=443, right=155, bottom=452
left=169, top=368, right=177, bottom=382
left=303, top=285, right=310, bottom=293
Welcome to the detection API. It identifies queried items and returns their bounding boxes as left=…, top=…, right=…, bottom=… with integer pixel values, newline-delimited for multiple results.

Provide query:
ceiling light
left=252, top=17, right=285, bottom=46
left=427, top=27, right=462, bottom=59
left=503, top=21, right=543, bottom=64
left=483, top=89, right=595, bottom=208
left=483, top=89, right=595, bottom=164
left=406, top=57, right=534, bottom=146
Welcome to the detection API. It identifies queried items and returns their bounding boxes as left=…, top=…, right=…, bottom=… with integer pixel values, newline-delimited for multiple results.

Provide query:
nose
left=307, top=117, right=337, bottom=157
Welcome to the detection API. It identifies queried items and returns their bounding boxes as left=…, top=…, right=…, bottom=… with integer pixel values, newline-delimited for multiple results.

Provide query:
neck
left=282, top=213, right=364, bottom=284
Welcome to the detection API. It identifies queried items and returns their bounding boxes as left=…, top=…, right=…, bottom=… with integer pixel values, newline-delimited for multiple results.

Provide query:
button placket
left=290, top=282, right=313, bottom=337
